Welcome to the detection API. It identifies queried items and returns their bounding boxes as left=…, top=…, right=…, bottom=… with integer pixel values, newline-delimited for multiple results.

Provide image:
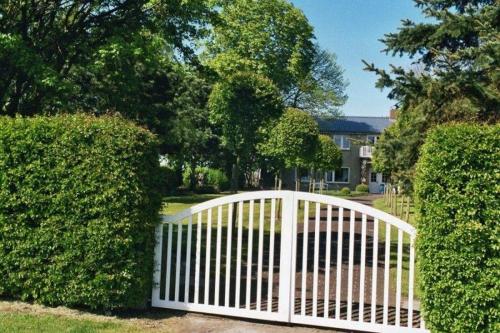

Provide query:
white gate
left=152, top=191, right=428, bottom=333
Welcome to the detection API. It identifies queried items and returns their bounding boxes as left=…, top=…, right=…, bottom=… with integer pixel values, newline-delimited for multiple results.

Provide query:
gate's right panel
left=289, top=192, right=428, bottom=333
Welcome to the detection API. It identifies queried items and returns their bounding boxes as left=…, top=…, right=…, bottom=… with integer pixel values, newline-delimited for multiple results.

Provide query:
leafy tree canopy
left=286, top=44, right=348, bottom=118
left=366, top=0, right=499, bottom=184
left=208, top=71, right=283, bottom=159
left=259, top=107, right=319, bottom=170
left=206, top=0, right=348, bottom=118
left=205, top=0, right=315, bottom=93
left=310, top=134, right=342, bottom=172
left=0, top=1, right=215, bottom=111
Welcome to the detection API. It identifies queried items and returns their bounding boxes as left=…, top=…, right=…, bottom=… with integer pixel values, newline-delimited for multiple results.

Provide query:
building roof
left=317, top=116, right=392, bottom=134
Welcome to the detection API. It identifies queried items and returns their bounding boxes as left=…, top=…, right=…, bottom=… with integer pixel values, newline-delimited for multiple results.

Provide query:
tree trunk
left=230, top=157, right=239, bottom=193
left=189, top=160, right=197, bottom=191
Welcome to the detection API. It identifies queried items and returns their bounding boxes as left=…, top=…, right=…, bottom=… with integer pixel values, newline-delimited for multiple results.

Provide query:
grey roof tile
left=317, top=116, right=392, bottom=134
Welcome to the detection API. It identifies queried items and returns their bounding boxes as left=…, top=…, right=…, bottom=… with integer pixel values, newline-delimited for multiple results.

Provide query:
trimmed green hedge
left=182, top=166, right=229, bottom=193
left=0, top=115, right=162, bottom=310
left=355, top=184, right=369, bottom=193
left=415, top=124, right=500, bottom=332
left=340, top=187, right=351, bottom=196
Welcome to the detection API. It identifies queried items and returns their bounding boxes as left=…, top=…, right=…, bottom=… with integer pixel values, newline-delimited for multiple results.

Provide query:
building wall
left=324, top=133, right=369, bottom=191
left=281, top=132, right=379, bottom=192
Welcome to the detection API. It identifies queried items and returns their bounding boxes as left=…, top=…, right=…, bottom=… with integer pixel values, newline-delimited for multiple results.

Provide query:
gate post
left=278, top=191, right=296, bottom=322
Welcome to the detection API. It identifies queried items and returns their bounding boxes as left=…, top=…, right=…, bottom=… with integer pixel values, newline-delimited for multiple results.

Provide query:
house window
left=299, top=168, right=310, bottom=182
left=326, top=167, right=350, bottom=183
left=382, top=173, right=389, bottom=183
left=367, top=135, right=378, bottom=144
left=333, top=135, right=350, bottom=150
left=370, top=172, right=378, bottom=183
left=325, top=171, right=334, bottom=183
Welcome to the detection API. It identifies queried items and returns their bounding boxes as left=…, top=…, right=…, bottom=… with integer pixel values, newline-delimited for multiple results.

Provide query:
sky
left=291, top=0, right=425, bottom=117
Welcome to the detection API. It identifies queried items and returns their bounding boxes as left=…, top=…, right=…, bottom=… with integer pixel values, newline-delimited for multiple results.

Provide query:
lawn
left=0, top=300, right=176, bottom=333
left=162, top=190, right=368, bottom=216
left=0, top=312, right=162, bottom=333
left=373, top=197, right=420, bottom=299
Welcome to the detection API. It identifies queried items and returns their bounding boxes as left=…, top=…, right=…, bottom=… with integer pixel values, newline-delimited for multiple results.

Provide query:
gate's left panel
left=152, top=191, right=292, bottom=323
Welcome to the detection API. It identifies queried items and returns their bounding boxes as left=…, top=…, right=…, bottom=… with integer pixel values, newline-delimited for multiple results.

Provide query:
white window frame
left=325, top=171, right=334, bottom=183
left=325, top=167, right=350, bottom=184
left=333, top=135, right=350, bottom=150
left=367, top=135, right=378, bottom=145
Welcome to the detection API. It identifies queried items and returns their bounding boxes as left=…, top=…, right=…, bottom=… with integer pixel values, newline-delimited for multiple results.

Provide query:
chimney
left=389, top=108, right=398, bottom=120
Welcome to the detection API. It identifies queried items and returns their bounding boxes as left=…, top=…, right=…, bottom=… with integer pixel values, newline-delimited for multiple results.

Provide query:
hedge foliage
left=355, top=184, right=369, bottom=193
left=0, top=115, right=162, bottom=310
left=340, top=187, right=351, bottom=196
left=415, top=124, right=500, bottom=333
left=182, top=166, right=229, bottom=193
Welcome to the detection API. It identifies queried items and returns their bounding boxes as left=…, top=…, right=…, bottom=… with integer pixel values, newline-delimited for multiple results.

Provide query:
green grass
left=373, top=197, right=420, bottom=299
left=162, top=193, right=226, bottom=215
left=0, top=312, right=144, bottom=333
left=322, top=190, right=369, bottom=198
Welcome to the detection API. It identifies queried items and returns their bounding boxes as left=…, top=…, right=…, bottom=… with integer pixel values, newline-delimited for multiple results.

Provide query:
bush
left=355, top=184, right=369, bottom=193
left=183, top=166, right=229, bottom=192
left=414, top=124, right=499, bottom=332
left=206, top=168, right=230, bottom=192
left=340, top=187, right=351, bottom=196
left=0, top=115, right=162, bottom=310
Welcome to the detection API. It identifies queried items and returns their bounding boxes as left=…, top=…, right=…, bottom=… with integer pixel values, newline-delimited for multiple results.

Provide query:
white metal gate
left=152, top=191, right=428, bottom=333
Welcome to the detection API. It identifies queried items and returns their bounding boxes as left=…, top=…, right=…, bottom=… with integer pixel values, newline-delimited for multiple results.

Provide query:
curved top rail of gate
left=161, top=190, right=415, bottom=237
left=291, top=191, right=416, bottom=236
left=162, top=190, right=291, bottom=223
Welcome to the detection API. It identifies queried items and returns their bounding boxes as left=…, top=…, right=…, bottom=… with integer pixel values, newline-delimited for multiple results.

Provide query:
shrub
left=183, top=166, right=228, bottom=192
left=206, top=168, right=229, bottom=192
left=0, top=115, right=162, bottom=310
left=414, top=124, right=499, bottom=333
left=355, top=184, right=369, bottom=193
left=340, top=187, right=351, bottom=196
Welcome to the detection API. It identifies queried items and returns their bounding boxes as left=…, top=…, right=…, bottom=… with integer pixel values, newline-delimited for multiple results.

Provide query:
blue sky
left=291, top=0, right=425, bottom=117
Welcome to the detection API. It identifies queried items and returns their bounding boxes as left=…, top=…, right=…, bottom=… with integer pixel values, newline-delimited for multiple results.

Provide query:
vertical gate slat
left=204, top=209, right=212, bottom=305
left=215, top=206, right=223, bottom=306
left=184, top=216, right=193, bottom=303
left=246, top=200, right=255, bottom=309
left=225, top=203, right=234, bottom=307
left=359, top=213, right=367, bottom=321
left=194, top=212, right=202, bottom=304
left=174, top=220, right=183, bottom=302
left=290, top=197, right=299, bottom=317
left=396, top=229, right=403, bottom=326
left=256, top=199, right=265, bottom=311
left=335, top=207, right=344, bottom=320
left=370, top=218, right=379, bottom=323
left=165, top=222, right=173, bottom=301
left=312, top=203, right=321, bottom=317
left=235, top=201, right=244, bottom=308
left=347, top=210, right=355, bottom=320
left=267, top=198, right=276, bottom=312
left=323, top=205, right=332, bottom=318
left=383, top=224, right=391, bottom=325
left=408, top=235, right=415, bottom=328
left=152, top=224, right=163, bottom=303
left=300, top=200, right=309, bottom=316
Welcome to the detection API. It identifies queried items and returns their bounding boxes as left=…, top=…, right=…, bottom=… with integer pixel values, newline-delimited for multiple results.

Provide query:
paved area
left=163, top=311, right=347, bottom=333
